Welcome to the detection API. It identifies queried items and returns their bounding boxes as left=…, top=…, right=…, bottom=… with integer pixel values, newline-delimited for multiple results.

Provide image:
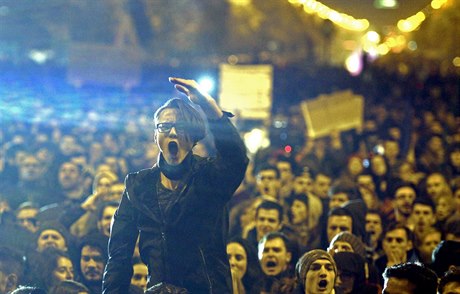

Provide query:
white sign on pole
left=301, top=90, right=364, bottom=138
left=219, top=64, right=273, bottom=120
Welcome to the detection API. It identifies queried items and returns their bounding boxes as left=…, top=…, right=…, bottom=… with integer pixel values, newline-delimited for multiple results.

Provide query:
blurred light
left=284, top=145, right=292, bottom=153
left=362, top=159, right=370, bottom=168
left=244, top=128, right=270, bottom=154
left=374, top=0, right=399, bottom=9
left=365, top=31, right=381, bottom=43
left=397, top=11, right=425, bottom=32
left=431, top=0, right=447, bottom=9
left=408, top=41, right=418, bottom=51
left=288, top=0, right=369, bottom=31
left=345, top=51, right=363, bottom=76
left=227, top=55, right=239, bottom=65
left=453, top=57, right=460, bottom=67
left=378, top=43, right=390, bottom=55
left=374, top=144, right=385, bottom=155
left=228, top=0, right=251, bottom=5
left=198, top=76, right=215, bottom=93
left=28, top=50, right=53, bottom=64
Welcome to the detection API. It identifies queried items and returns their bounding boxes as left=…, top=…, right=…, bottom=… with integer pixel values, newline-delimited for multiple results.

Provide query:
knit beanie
left=329, top=232, right=366, bottom=259
left=296, top=249, right=337, bottom=288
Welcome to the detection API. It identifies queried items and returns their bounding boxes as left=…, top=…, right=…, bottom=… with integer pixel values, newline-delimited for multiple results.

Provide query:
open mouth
left=168, top=141, right=178, bottom=156
left=266, top=261, right=277, bottom=268
left=318, top=279, right=328, bottom=289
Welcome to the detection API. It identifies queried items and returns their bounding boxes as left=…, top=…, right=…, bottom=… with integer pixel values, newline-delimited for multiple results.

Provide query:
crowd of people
left=0, top=64, right=459, bottom=294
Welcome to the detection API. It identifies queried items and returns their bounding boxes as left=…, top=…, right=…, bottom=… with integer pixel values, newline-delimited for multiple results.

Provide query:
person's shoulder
left=125, top=167, right=158, bottom=185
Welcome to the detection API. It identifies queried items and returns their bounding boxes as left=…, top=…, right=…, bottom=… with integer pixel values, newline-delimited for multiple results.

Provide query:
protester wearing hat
left=333, top=252, right=366, bottom=294
left=295, top=249, right=337, bottom=294
left=327, top=232, right=366, bottom=259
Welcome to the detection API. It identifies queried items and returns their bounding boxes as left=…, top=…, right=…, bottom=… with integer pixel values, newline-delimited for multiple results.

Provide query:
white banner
left=301, top=90, right=364, bottom=138
left=219, top=64, right=273, bottom=120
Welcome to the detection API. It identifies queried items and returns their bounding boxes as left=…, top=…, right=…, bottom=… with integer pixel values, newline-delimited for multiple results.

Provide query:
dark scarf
left=158, top=152, right=193, bottom=180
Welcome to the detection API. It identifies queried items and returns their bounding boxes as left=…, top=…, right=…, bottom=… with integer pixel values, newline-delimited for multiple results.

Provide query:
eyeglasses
left=156, top=122, right=188, bottom=133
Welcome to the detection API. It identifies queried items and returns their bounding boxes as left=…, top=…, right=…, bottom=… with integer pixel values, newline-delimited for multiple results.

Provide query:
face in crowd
left=131, top=262, right=149, bottom=290
left=80, top=245, right=104, bottom=282
left=382, top=228, right=412, bottom=264
left=393, top=186, right=416, bottom=217
left=155, top=108, right=194, bottom=166
left=327, top=215, right=352, bottom=243
left=305, top=258, right=336, bottom=294
left=256, top=169, right=280, bottom=199
left=37, top=229, right=67, bottom=252
left=255, top=208, right=282, bottom=241
left=258, top=237, right=291, bottom=277
left=53, top=256, right=74, bottom=282
left=227, top=242, right=247, bottom=281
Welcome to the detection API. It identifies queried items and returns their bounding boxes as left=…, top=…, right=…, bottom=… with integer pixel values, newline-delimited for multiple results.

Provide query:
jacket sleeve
left=206, top=114, right=249, bottom=197
left=102, top=185, right=138, bottom=294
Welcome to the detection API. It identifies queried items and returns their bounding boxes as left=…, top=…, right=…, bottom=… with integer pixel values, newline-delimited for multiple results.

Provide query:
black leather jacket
left=102, top=116, right=248, bottom=294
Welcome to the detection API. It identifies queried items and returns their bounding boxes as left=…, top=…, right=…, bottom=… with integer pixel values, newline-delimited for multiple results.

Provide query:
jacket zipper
left=199, top=247, right=213, bottom=294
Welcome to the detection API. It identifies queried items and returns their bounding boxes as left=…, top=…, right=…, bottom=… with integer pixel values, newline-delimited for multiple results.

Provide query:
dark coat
left=102, top=116, right=248, bottom=294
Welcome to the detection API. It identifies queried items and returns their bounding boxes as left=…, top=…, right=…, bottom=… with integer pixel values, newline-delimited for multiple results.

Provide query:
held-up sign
left=219, top=64, right=273, bottom=120
left=301, top=90, right=364, bottom=138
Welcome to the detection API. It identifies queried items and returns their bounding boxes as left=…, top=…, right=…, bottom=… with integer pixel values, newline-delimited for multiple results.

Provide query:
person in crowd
left=333, top=252, right=366, bottom=294
left=285, top=193, right=320, bottom=251
left=276, top=156, right=297, bottom=200
left=49, top=280, right=90, bottom=294
left=226, top=237, right=263, bottom=294
left=388, top=182, right=417, bottom=225
left=311, top=170, right=332, bottom=201
left=27, top=247, right=76, bottom=293
left=102, top=77, right=248, bottom=293
left=425, top=172, right=451, bottom=201
left=432, top=240, right=460, bottom=278
left=0, top=246, right=24, bottom=294
left=253, top=163, right=282, bottom=201
left=15, top=202, right=40, bottom=233
left=375, top=223, right=418, bottom=279
left=326, top=207, right=353, bottom=245
left=409, top=197, right=437, bottom=238
left=246, top=200, right=297, bottom=249
left=414, top=227, right=442, bottom=266
left=328, top=184, right=358, bottom=211
left=327, top=232, right=366, bottom=259
left=365, top=210, right=384, bottom=260
left=435, top=193, right=456, bottom=228
left=255, top=232, right=296, bottom=293
left=382, top=262, right=438, bottom=294
left=438, top=268, right=460, bottom=294
left=34, top=221, right=73, bottom=253
left=294, top=249, right=337, bottom=294
left=130, top=257, right=148, bottom=292
left=291, top=169, right=323, bottom=232
left=77, top=235, right=107, bottom=294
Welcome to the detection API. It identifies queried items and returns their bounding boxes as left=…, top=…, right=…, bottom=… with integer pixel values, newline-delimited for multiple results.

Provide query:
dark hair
left=153, top=98, right=206, bottom=144
left=382, top=262, right=438, bottom=294
left=285, top=193, right=309, bottom=224
left=432, top=241, right=460, bottom=277
left=254, top=163, right=280, bottom=179
left=412, top=197, right=436, bottom=214
left=227, top=237, right=263, bottom=292
left=328, top=206, right=352, bottom=218
left=329, top=184, right=358, bottom=200
left=384, top=223, right=414, bottom=243
left=255, top=200, right=283, bottom=222
left=96, top=200, right=119, bottom=221
left=0, top=246, right=24, bottom=281
left=35, top=248, right=74, bottom=291
left=49, top=280, right=89, bottom=294
left=390, top=182, right=417, bottom=199
left=439, top=268, right=460, bottom=294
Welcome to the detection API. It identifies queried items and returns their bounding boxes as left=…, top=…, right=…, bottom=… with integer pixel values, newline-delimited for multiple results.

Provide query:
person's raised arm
left=169, top=77, right=223, bottom=120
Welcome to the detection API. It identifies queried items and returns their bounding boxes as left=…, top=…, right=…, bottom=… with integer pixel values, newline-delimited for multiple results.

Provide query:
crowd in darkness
left=0, top=63, right=460, bottom=293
